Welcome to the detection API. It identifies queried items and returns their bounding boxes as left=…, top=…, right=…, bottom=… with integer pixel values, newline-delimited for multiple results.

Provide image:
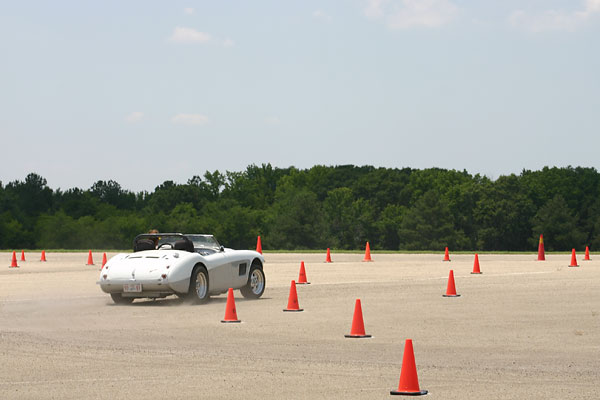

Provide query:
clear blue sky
left=1, top=1, right=599, bottom=192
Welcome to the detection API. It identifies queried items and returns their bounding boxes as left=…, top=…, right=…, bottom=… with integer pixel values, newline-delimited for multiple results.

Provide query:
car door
left=224, top=252, right=252, bottom=289
left=206, top=253, right=231, bottom=293
left=206, top=251, right=251, bottom=292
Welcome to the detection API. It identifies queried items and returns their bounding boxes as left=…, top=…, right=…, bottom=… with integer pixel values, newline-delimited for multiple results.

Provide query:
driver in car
left=148, top=229, right=159, bottom=248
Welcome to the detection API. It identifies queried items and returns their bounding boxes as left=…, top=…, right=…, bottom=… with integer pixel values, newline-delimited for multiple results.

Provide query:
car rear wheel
left=240, top=262, right=265, bottom=299
left=188, top=266, right=210, bottom=304
left=110, top=293, right=134, bottom=305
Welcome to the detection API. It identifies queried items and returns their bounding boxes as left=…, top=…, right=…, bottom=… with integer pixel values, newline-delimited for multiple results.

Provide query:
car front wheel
left=240, top=263, right=265, bottom=299
left=188, top=266, right=210, bottom=304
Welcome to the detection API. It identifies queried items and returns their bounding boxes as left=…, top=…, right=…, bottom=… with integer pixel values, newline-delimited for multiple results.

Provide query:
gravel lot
left=1, top=251, right=598, bottom=399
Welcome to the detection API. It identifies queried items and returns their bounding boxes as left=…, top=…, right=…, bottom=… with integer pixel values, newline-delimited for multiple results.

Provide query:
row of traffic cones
left=220, top=270, right=427, bottom=395
left=442, top=247, right=590, bottom=297
left=264, top=236, right=596, bottom=267
left=257, top=243, right=461, bottom=394
left=8, top=250, right=108, bottom=268
left=86, top=251, right=107, bottom=265
left=537, top=234, right=591, bottom=263
left=326, top=242, right=373, bottom=262
left=257, top=236, right=375, bottom=263
left=231, top=234, right=433, bottom=396
left=221, top=278, right=306, bottom=323
left=443, top=238, right=591, bottom=266
left=344, top=300, right=427, bottom=394
left=88, top=251, right=108, bottom=269
left=429, top=240, right=594, bottom=395
left=220, top=278, right=307, bottom=323
left=328, top=240, right=588, bottom=266
left=9, top=250, right=48, bottom=267
left=224, top=254, right=426, bottom=395
left=260, top=235, right=592, bottom=268
left=264, top=235, right=592, bottom=265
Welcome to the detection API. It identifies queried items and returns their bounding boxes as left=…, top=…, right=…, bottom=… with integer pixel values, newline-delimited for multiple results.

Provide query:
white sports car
left=98, top=233, right=266, bottom=304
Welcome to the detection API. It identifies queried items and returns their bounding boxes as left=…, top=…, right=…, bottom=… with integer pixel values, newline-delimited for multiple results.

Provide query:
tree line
left=1, top=165, right=598, bottom=251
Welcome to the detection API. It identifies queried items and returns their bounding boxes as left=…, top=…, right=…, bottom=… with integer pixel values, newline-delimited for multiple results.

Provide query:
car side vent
left=239, top=263, right=247, bottom=276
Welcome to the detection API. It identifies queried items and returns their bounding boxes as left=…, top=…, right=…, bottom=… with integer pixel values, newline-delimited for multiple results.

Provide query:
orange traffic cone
left=20, top=251, right=26, bottom=262
left=345, top=299, right=371, bottom=338
left=363, top=242, right=373, bottom=262
left=325, top=248, right=332, bottom=263
left=471, top=253, right=482, bottom=274
left=297, top=261, right=310, bottom=284
left=443, top=247, right=450, bottom=262
left=221, top=288, right=241, bottom=323
left=584, top=246, right=591, bottom=261
left=40, top=250, right=47, bottom=262
left=256, top=235, right=262, bottom=254
left=283, top=280, right=303, bottom=312
left=86, top=250, right=94, bottom=265
left=537, top=234, right=545, bottom=261
left=390, top=339, right=428, bottom=396
left=568, top=248, right=579, bottom=267
left=443, top=270, right=460, bottom=297
left=9, top=251, right=19, bottom=268
left=102, top=253, right=107, bottom=268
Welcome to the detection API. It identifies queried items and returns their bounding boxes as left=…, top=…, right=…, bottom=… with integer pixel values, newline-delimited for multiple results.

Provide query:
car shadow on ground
left=109, top=295, right=273, bottom=307
left=201, top=296, right=273, bottom=304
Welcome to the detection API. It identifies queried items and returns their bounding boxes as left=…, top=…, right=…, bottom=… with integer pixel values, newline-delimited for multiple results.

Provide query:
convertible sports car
left=98, top=233, right=266, bottom=304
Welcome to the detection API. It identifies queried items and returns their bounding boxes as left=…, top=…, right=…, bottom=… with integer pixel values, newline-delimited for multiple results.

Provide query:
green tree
left=398, top=190, right=468, bottom=250
left=322, top=188, right=376, bottom=249
left=97, top=213, right=148, bottom=249
left=352, top=168, right=412, bottom=211
left=0, top=212, right=28, bottom=248
left=56, top=188, right=99, bottom=218
left=90, top=180, right=135, bottom=210
left=530, top=195, right=585, bottom=251
left=164, top=203, right=203, bottom=234
left=266, top=183, right=325, bottom=249
left=35, top=212, right=80, bottom=249
left=323, top=188, right=355, bottom=249
left=474, top=175, right=535, bottom=251
left=4, top=166, right=600, bottom=251
left=374, top=204, right=404, bottom=250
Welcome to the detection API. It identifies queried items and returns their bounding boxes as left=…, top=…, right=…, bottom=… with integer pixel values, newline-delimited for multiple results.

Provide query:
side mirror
left=220, top=245, right=225, bottom=252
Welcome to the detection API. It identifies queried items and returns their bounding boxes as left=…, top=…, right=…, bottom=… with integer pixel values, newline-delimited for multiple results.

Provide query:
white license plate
left=123, top=283, right=142, bottom=293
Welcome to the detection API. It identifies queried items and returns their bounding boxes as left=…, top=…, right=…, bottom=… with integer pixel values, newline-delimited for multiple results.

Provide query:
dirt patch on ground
left=1, top=252, right=599, bottom=399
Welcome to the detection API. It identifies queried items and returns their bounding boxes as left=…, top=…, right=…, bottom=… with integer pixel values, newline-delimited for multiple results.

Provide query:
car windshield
left=186, top=234, right=220, bottom=250
left=155, top=235, right=184, bottom=248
